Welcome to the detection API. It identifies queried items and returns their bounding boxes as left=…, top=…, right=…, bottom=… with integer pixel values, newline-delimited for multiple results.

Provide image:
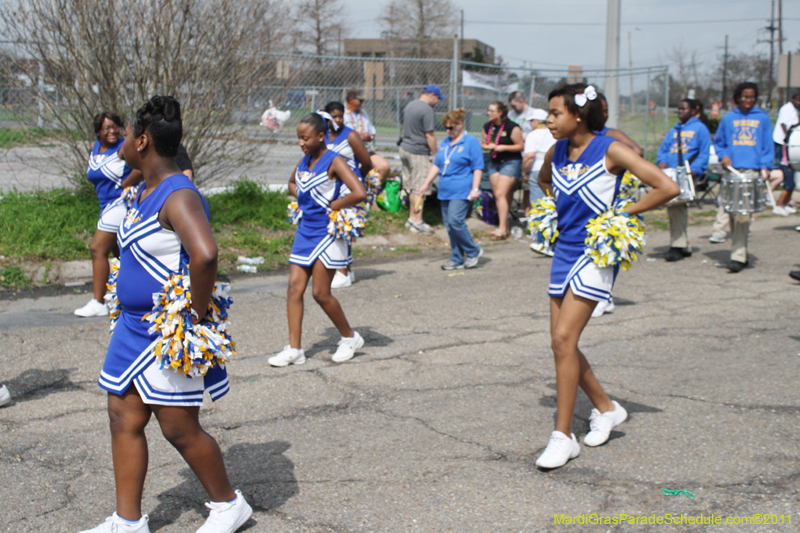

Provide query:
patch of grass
left=384, top=246, right=421, bottom=257
left=366, top=195, right=443, bottom=234
left=215, top=228, right=293, bottom=269
left=0, top=265, right=32, bottom=289
left=0, top=188, right=97, bottom=260
left=0, top=127, right=48, bottom=149
left=206, top=180, right=293, bottom=231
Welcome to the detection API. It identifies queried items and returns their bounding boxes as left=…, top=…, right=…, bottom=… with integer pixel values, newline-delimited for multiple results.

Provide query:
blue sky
left=345, top=0, right=800, bottom=73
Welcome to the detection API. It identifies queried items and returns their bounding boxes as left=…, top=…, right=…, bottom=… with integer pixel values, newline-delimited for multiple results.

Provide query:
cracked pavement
left=1, top=214, right=799, bottom=532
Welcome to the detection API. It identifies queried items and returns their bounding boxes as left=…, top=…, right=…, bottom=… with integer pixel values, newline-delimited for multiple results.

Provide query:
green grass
left=0, top=127, right=49, bottom=149
left=0, top=265, right=32, bottom=289
left=0, top=188, right=98, bottom=260
left=206, top=180, right=293, bottom=231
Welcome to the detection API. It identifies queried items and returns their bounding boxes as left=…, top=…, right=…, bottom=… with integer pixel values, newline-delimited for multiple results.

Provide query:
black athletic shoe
left=665, top=247, right=691, bottom=262
left=789, top=271, right=800, bottom=282
left=728, top=260, right=747, bottom=273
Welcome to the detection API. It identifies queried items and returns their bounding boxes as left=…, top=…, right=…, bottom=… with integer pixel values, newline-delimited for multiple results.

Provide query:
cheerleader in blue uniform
left=534, top=84, right=678, bottom=469
left=269, top=113, right=367, bottom=367
left=75, top=111, right=140, bottom=318
left=323, top=101, right=373, bottom=289
left=81, top=96, right=251, bottom=533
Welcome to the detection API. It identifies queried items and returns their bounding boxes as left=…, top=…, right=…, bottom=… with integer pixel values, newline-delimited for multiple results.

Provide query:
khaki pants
left=711, top=200, right=730, bottom=238
left=729, top=213, right=750, bottom=263
left=667, top=204, right=689, bottom=249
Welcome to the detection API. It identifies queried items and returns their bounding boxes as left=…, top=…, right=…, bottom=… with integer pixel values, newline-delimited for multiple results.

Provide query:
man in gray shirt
left=400, top=84, right=444, bottom=234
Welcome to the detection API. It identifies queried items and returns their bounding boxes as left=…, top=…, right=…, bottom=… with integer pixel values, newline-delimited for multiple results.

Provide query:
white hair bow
left=574, top=86, right=597, bottom=108
left=316, top=110, right=340, bottom=131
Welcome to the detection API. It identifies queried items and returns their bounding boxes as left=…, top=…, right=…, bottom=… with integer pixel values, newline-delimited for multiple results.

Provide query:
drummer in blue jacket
left=711, top=82, right=773, bottom=273
left=657, top=99, right=711, bottom=262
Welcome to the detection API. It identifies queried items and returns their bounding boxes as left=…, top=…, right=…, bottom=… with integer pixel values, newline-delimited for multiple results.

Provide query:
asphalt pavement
left=1, top=215, right=799, bottom=532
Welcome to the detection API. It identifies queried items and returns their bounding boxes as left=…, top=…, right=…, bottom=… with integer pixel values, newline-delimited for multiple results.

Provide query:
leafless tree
left=292, top=0, right=348, bottom=57
left=379, top=0, right=459, bottom=58
left=0, top=0, right=292, bottom=185
left=665, top=44, right=703, bottom=99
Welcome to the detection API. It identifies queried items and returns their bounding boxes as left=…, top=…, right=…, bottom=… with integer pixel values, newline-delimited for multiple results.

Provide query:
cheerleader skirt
left=548, top=241, right=618, bottom=302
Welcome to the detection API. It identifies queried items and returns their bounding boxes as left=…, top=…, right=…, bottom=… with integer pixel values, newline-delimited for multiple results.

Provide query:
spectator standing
left=417, top=108, right=484, bottom=270
left=344, top=89, right=391, bottom=182
left=481, top=101, right=524, bottom=239
left=399, top=84, right=445, bottom=235
left=522, top=108, right=556, bottom=211
left=508, top=91, right=537, bottom=139
left=771, top=93, right=800, bottom=215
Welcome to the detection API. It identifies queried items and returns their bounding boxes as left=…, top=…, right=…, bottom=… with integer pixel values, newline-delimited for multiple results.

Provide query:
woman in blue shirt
left=418, top=108, right=484, bottom=270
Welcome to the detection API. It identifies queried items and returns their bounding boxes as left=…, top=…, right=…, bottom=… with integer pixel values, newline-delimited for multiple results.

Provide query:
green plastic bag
left=376, top=179, right=402, bottom=212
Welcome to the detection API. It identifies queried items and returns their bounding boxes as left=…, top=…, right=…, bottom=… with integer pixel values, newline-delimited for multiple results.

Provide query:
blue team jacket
left=657, top=116, right=711, bottom=175
left=713, top=106, right=773, bottom=170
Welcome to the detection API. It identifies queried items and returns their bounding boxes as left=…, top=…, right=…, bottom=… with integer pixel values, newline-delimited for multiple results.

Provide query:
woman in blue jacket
left=418, top=108, right=484, bottom=269
left=711, top=82, right=773, bottom=272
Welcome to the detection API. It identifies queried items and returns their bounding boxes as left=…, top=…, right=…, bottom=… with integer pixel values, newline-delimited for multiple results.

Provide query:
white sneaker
left=74, top=299, right=109, bottom=317
left=0, top=384, right=11, bottom=407
left=463, top=247, right=484, bottom=269
left=583, top=401, right=628, bottom=447
left=268, top=346, right=305, bottom=367
left=331, top=271, right=352, bottom=289
left=708, top=234, right=726, bottom=243
left=332, top=331, right=364, bottom=363
left=535, top=431, right=580, bottom=469
left=349, top=271, right=356, bottom=283
left=591, top=298, right=614, bottom=318
left=773, top=205, right=790, bottom=216
left=196, top=490, right=252, bottom=533
left=785, top=204, right=797, bottom=214
left=78, top=513, right=150, bottom=533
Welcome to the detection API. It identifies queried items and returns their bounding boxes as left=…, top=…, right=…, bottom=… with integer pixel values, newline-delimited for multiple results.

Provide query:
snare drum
left=720, top=170, right=767, bottom=214
left=787, top=127, right=800, bottom=172
left=707, top=145, right=725, bottom=175
left=663, top=168, right=694, bottom=204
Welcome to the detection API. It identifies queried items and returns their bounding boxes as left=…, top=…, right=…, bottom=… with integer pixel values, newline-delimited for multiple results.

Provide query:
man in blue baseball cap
left=400, top=84, right=445, bottom=234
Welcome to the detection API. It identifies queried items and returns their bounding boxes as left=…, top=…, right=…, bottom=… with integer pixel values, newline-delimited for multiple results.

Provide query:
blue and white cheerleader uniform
left=289, top=150, right=350, bottom=269
left=87, top=138, right=131, bottom=232
left=327, top=126, right=363, bottom=182
left=99, top=175, right=229, bottom=405
left=548, top=135, right=622, bottom=302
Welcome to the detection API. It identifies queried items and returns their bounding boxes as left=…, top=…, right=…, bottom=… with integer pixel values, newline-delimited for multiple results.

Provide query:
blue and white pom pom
left=328, top=204, right=368, bottom=244
left=105, top=259, right=121, bottom=335
left=364, top=169, right=383, bottom=207
left=584, top=198, right=646, bottom=271
left=120, top=184, right=142, bottom=209
left=142, top=267, right=236, bottom=378
left=527, top=195, right=559, bottom=253
left=287, top=201, right=302, bottom=226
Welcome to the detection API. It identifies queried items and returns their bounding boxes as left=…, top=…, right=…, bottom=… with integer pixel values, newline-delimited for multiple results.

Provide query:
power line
left=464, top=17, right=800, bottom=27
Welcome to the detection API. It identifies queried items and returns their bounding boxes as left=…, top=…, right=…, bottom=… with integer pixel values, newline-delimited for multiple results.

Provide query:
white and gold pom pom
left=328, top=204, right=368, bottom=243
left=527, top=195, right=559, bottom=253
left=105, top=259, right=121, bottom=335
left=618, top=171, right=641, bottom=200
left=287, top=201, right=303, bottom=226
left=142, top=267, right=236, bottom=378
left=120, top=184, right=142, bottom=209
left=584, top=198, right=646, bottom=271
left=364, top=169, right=382, bottom=207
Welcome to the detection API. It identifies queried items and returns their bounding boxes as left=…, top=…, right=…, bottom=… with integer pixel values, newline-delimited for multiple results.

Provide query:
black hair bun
left=148, top=95, right=181, bottom=122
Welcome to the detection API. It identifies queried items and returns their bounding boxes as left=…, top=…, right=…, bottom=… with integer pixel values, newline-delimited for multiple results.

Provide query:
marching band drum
left=787, top=127, right=800, bottom=173
left=663, top=166, right=695, bottom=205
left=720, top=170, right=768, bottom=215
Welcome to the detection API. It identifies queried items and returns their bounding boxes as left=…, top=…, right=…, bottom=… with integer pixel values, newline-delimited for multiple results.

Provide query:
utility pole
left=768, top=0, right=776, bottom=107
left=722, top=35, right=729, bottom=108
left=604, top=0, right=621, bottom=128
left=778, top=0, right=783, bottom=55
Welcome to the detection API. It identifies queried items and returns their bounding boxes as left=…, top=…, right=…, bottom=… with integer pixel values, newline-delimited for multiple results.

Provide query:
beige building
left=344, top=38, right=495, bottom=64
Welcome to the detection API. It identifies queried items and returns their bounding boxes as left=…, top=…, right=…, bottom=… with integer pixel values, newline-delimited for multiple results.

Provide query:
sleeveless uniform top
left=87, top=139, right=131, bottom=210
left=99, top=175, right=228, bottom=405
left=289, top=150, right=349, bottom=268
left=548, top=135, right=622, bottom=303
left=327, top=126, right=363, bottom=179
left=551, top=136, right=622, bottom=245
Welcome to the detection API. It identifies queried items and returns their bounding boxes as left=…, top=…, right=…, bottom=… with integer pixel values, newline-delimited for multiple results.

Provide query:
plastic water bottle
left=510, top=227, right=523, bottom=240
left=236, top=265, right=257, bottom=273
left=237, top=256, right=265, bottom=265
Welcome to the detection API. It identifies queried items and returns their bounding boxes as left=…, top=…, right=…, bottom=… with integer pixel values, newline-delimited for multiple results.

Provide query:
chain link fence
left=1, top=50, right=671, bottom=169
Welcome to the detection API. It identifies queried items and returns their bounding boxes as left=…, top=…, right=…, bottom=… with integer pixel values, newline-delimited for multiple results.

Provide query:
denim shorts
left=487, top=158, right=522, bottom=180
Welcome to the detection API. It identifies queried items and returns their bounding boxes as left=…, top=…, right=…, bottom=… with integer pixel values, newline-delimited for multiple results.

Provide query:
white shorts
left=97, top=201, right=127, bottom=233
